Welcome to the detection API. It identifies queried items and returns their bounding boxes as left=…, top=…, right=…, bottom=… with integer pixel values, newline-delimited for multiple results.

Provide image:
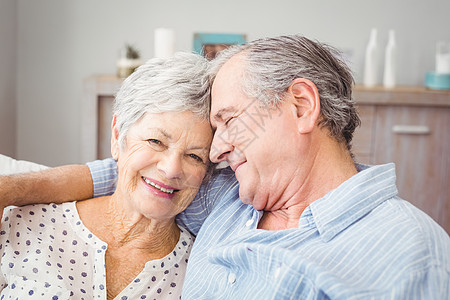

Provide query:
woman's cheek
left=185, top=167, right=207, bottom=189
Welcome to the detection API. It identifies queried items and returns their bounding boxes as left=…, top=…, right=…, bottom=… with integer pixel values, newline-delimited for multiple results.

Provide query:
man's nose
left=209, top=133, right=233, bottom=163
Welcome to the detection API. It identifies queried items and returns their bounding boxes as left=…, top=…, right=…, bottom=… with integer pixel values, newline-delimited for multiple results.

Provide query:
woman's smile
left=141, top=176, right=179, bottom=199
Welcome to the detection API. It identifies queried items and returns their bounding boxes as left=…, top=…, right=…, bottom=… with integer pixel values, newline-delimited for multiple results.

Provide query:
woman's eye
left=148, top=139, right=162, bottom=146
left=188, top=154, right=204, bottom=163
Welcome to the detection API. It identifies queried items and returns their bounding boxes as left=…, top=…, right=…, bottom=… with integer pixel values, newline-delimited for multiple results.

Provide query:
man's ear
left=288, top=78, right=321, bottom=134
left=111, top=114, right=120, bottom=160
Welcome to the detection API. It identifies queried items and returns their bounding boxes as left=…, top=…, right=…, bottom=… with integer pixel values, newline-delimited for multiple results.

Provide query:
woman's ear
left=288, top=78, right=321, bottom=134
left=111, top=114, right=120, bottom=160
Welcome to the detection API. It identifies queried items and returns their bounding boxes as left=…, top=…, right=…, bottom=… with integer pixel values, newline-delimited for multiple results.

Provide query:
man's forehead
left=210, top=79, right=234, bottom=116
left=210, top=82, right=242, bottom=123
left=212, top=54, right=245, bottom=90
left=210, top=54, right=246, bottom=119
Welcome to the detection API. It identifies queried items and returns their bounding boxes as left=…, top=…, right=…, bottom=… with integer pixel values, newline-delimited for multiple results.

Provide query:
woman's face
left=112, top=111, right=212, bottom=222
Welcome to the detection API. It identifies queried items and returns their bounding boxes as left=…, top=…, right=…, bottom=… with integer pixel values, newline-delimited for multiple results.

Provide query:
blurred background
left=1, top=0, right=449, bottom=166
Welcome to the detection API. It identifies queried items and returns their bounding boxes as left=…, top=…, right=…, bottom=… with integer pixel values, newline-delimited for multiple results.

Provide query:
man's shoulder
left=357, top=197, right=450, bottom=270
left=386, top=198, right=450, bottom=250
left=198, top=166, right=239, bottom=206
left=208, top=166, right=238, bottom=188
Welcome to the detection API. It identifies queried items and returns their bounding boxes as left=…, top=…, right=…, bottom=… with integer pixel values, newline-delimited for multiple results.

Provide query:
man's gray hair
left=113, top=52, right=211, bottom=149
left=209, top=35, right=360, bottom=150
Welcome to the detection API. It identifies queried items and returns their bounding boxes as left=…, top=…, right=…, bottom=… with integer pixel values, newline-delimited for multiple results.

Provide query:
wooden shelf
left=353, top=85, right=450, bottom=107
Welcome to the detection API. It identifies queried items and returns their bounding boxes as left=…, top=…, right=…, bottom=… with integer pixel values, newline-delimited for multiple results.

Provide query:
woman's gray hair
left=113, top=52, right=211, bottom=149
left=209, top=35, right=360, bottom=150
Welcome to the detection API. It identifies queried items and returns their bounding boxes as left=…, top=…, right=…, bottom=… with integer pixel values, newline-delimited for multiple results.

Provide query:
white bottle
left=363, top=28, right=378, bottom=87
left=383, top=30, right=396, bottom=88
left=154, top=28, right=175, bottom=58
left=436, top=41, right=450, bottom=74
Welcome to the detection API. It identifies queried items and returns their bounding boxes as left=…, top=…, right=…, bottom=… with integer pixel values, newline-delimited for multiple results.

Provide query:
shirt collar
left=305, top=163, right=398, bottom=242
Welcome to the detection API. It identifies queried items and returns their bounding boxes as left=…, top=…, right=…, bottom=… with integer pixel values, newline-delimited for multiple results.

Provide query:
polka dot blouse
left=0, top=202, right=193, bottom=299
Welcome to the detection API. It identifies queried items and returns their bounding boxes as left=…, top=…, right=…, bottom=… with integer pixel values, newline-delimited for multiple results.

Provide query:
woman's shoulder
left=1, top=202, right=77, bottom=231
left=3, top=202, right=75, bottom=217
left=177, top=225, right=195, bottom=250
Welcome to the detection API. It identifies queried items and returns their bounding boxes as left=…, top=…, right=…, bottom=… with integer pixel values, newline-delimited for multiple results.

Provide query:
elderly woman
left=0, top=53, right=213, bottom=299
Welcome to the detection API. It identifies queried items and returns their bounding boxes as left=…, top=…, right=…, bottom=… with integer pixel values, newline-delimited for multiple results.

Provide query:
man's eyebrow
left=213, top=107, right=236, bottom=122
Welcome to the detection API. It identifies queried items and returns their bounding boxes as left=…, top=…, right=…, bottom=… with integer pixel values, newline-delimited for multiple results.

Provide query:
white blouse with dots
left=0, top=202, right=193, bottom=299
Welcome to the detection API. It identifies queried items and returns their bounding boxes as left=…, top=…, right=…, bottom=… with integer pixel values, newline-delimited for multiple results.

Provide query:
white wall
left=3, top=0, right=450, bottom=166
left=0, top=0, right=17, bottom=157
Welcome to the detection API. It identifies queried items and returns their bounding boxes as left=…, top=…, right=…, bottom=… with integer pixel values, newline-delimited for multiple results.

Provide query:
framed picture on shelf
left=193, top=33, right=247, bottom=60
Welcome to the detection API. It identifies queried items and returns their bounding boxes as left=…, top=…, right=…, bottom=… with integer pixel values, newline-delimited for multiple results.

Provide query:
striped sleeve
left=86, top=158, right=118, bottom=198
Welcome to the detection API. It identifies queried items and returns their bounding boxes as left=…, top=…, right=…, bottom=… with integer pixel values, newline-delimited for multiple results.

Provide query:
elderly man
left=2, top=35, right=449, bottom=299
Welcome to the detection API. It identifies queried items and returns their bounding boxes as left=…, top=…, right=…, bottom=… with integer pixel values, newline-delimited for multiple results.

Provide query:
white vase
left=363, top=28, right=378, bottom=87
left=383, top=30, right=396, bottom=88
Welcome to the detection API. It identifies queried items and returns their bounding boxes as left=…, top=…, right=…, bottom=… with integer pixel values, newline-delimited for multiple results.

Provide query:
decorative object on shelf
left=363, top=28, right=379, bottom=87
left=425, top=41, right=450, bottom=90
left=436, top=41, right=450, bottom=74
left=116, top=44, right=143, bottom=79
left=193, top=33, right=246, bottom=60
left=383, top=30, right=396, bottom=88
left=154, top=28, right=175, bottom=58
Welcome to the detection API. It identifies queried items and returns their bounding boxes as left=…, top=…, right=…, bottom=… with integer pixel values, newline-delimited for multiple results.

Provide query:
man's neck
left=258, top=139, right=357, bottom=231
left=258, top=205, right=309, bottom=230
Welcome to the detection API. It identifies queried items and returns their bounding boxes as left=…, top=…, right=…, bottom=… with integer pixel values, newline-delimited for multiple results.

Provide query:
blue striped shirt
left=88, top=159, right=450, bottom=299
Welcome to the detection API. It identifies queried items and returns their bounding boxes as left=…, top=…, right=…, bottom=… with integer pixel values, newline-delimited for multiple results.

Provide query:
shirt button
left=245, top=219, right=254, bottom=227
left=228, top=272, right=236, bottom=284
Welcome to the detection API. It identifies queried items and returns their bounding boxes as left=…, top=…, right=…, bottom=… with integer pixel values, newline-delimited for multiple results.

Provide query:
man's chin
left=238, top=190, right=253, bottom=206
left=239, top=194, right=265, bottom=211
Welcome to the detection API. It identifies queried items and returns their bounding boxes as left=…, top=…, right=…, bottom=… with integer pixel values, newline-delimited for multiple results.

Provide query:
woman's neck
left=76, top=196, right=180, bottom=256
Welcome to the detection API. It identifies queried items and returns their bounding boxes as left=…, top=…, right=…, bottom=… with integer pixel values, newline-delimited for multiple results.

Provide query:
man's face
left=209, top=55, right=306, bottom=211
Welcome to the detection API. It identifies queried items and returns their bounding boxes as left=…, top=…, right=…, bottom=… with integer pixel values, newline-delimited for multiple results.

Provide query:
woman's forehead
left=133, top=111, right=212, bottom=145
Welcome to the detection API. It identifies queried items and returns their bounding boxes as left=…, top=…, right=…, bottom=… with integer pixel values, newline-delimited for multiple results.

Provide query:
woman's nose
left=209, top=132, right=233, bottom=163
left=157, top=153, right=183, bottom=180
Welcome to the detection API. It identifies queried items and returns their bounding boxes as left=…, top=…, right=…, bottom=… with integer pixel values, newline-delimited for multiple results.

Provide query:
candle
left=436, top=41, right=450, bottom=74
left=154, top=28, right=175, bottom=58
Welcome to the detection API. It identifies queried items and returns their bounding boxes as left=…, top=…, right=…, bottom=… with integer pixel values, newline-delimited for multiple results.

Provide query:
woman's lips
left=141, top=176, right=179, bottom=198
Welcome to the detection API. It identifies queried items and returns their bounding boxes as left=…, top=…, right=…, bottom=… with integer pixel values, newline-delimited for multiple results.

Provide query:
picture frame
left=193, top=33, right=247, bottom=60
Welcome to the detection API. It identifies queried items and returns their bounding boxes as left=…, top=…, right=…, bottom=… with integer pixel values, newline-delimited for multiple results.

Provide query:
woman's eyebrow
left=147, top=127, right=172, bottom=139
left=187, top=146, right=210, bottom=152
left=151, top=127, right=210, bottom=151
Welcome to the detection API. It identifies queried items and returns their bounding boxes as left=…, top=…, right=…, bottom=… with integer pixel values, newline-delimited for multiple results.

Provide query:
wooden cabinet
left=81, top=75, right=122, bottom=163
left=352, top=86, right=450, bottom=233
left=82, top=78, right=450, bottom=233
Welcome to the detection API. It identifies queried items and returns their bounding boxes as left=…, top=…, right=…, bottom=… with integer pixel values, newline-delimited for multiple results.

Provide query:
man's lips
left=141, top=176, right=180, bottom=194
left=230, top=161, right=245, bottom=172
